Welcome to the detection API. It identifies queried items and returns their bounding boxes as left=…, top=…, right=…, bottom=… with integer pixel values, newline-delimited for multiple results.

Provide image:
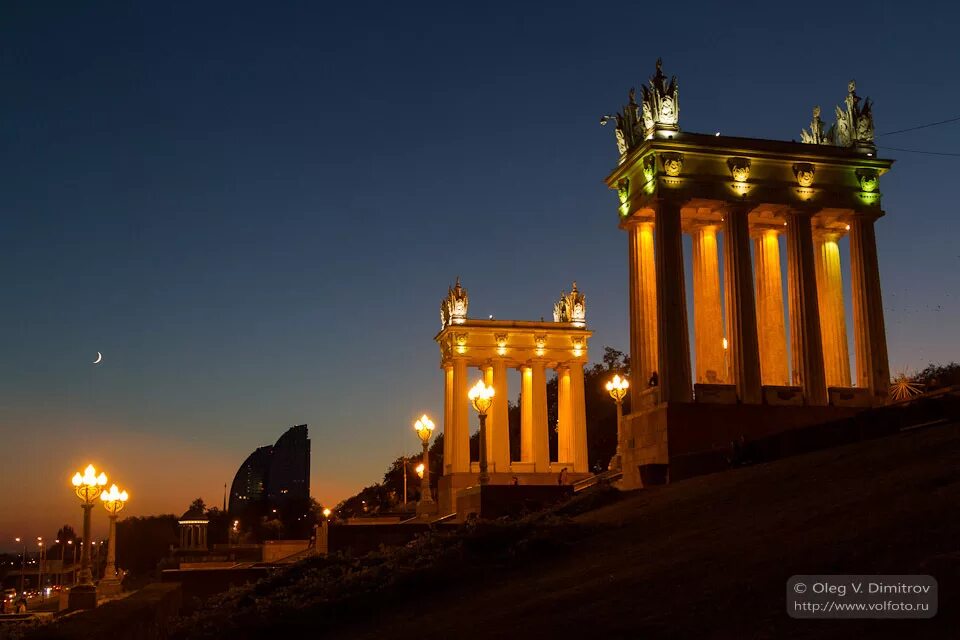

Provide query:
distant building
left=228, top=425, right=311, bottom=520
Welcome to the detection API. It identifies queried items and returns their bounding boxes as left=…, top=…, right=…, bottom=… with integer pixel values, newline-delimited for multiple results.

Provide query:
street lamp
left=69, top=464, right=107, bottom=609
left=467, top=380, right=495, bottom=485
left=415, top=463, right=425, bottom=479
left=321, top=508, right=331, bottom=519
left=414, top=414, right=436, bottom=514
left=100, top=484, right=128, bottom=594
left=37, top=538, right=44, bottom=597
left=67, top=540, right=76, bottom=575
left=14, top=537, right=26, bottom=594
left=606, top=374, right=629, bottom=471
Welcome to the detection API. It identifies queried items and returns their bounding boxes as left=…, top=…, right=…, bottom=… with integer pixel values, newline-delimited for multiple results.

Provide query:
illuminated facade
left=435, top=280, right=592, bottom=515
left=605, top=61, right=892, bottom=489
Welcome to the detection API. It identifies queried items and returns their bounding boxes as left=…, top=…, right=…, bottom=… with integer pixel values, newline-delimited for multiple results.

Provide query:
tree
left=188, top=497, right=206, bottom=514
left=914, top=362, right=960, bottom=391
left=55, top=524, right=78, bottom=544
left=116, top=514, right=178, bottom=578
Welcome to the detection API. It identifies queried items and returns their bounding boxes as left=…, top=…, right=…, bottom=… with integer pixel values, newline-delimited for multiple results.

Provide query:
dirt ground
left=332, top=421, right=960, bottom=639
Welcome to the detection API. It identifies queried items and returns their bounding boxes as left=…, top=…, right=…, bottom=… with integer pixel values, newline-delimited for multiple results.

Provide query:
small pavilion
left=435, top=280, right=593, bottom=515
left=178, top=508, right=210, bottom=550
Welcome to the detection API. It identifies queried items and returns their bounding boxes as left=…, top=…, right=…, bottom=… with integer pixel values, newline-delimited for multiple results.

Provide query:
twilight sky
left=2, top=1, right=959, bottom=547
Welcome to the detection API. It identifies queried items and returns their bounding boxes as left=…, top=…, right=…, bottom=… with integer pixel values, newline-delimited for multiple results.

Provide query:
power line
left=878, top=145, right=960, bottom=157
left=877, top=115, right=960, bottom=137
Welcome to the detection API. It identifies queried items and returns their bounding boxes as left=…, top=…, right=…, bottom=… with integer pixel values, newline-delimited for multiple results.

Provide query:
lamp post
left=37, top=538, right=44, bottom=596
left=468, top=380, right=495, bottom=485
left=414, top=414, right=436, bottom=515
left=67, top=540, right=76, bottom=583
left=14, top=537, right=26, bottom=594
left=54, top=539, right=60, bottom=587
left=69, top=464, right=107, bottom=609
left=606, top=374, right=629, bottom=471
left=99, top=484, right=128, bottom=595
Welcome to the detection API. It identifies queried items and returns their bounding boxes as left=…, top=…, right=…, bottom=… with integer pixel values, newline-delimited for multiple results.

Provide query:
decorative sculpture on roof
left=641, top=58, right=679, bottom=137
left=602, top=59, right=679, bottom=159
left=553, top=282, right=586, bottom=327
left=803, top=81, right=875, bottom=151
left=440, top=277, right=469, bottom=328
left=800, top=106, right=827, bottom=144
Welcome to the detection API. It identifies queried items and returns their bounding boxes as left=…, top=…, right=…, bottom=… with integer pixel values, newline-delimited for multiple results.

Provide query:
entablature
left=436, top=320, right=592, bottom=369
left=608, top=134, right=892, bottom=221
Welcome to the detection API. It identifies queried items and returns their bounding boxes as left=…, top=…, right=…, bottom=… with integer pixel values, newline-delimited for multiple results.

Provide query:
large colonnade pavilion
left=605, top=61, right=893, bottom=489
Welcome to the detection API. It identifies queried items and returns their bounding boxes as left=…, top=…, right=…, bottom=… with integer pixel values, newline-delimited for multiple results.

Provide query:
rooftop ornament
left=553, top=282, right=586, bottom=327
left=440, top=277, right=469, bottom=329
left=601, top=58, right=680, bottom=160
left=801, top=80, right=876, bottom=153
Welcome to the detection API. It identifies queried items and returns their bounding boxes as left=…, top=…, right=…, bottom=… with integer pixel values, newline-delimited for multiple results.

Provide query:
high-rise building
left=228, top=425, right=310, bottom=519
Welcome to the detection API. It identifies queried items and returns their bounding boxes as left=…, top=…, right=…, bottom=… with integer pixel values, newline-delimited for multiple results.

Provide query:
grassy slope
left=334, top=422, right=960, bottom=639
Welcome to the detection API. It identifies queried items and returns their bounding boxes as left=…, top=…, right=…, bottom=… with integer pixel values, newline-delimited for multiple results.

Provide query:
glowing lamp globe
left=414, top=414, right=435, bottom=444
left=605, top=374, right=629, bottom=402
left=467, top=380, right=495, bottom=416
left=71, top=464, right=108, bottom=504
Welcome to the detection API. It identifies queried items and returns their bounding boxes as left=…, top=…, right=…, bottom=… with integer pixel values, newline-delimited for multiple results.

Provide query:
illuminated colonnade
left=435, top=281, right=592, bottom=514
left=603, top=61, right=891, bottom=489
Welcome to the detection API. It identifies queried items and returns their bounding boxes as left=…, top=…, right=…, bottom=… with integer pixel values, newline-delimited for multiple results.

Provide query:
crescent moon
left=93, top=352, right=103, bottom=364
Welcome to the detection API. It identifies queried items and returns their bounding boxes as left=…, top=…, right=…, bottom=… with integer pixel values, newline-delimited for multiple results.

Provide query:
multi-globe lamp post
left=414, top=414, right=436, bottom=515
left=606, top=374, right=629, bottom=471
left=468, top=380, right=495, bottom=485
left=100, top=484, right=128, bottom=593
left=69, top=464, right=107, bottom=609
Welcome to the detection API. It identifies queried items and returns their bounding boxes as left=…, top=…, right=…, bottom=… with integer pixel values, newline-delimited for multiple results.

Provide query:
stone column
left=531, top=361, right=550, bottom=472
left=520, top=365, right=534, bottom=461
left=653, top=200, right=692, bottom=402
left=490, top=360, right=511, bottom=471
left=556, top=366, right=572, bottom=463
left=629, top=221, right=659, bottom=404
left=568, top=362, right=589, bottom=473
left=691, top=225, right=726, bottom=383
left=786, top=211, right=827, bottom=405
left=753, top=229, right=789, bottom=385
left=451, top=358, right=470, bottom=472
left=722, top=206, right=762, bottom=403
left=179, top=526, right=185, bottom=549
left=815, top=232, right=851, bottom=387
left=442, top=364, right=454, bottom=473
left=849, top=216, right=890, bottom=402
